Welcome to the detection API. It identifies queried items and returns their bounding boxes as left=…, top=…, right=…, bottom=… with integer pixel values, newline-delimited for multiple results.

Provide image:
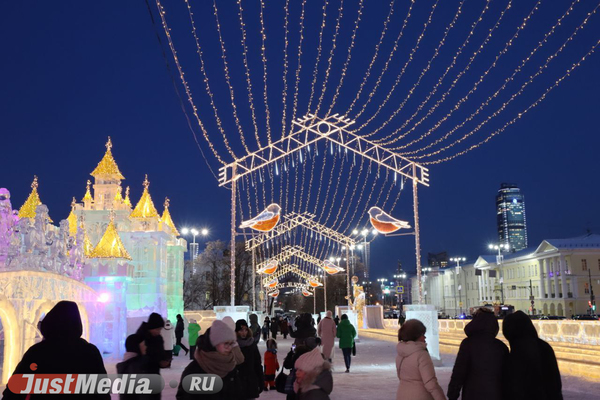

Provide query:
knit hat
left=235, top=319, right=249, bottom=332
left=147, top=313, right=165, bottom=329
left=125, top=334, right=144, bottom=353
left=222, top=316, right=236, bottom=331
left=209, top=320, right=237, bottom=347
left=295, top=347, right=325, bottom=372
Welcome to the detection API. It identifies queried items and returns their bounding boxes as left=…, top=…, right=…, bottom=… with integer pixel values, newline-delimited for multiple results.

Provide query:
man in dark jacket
left=2, top=301, right=109, bottom=400
left=502, top=311, right=563, bottom=400
left=175, top=314, right=189, bottom=356
left=447, top=308, right=508, bottom=400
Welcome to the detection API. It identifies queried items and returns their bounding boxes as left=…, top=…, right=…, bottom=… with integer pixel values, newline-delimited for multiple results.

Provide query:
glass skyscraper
left=496, top=183, right=528, bottom=251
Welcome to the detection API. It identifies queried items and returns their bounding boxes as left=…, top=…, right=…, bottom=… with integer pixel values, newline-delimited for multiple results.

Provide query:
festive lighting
left=184, top=0, right=244, bottom=156
left=89, top=212, right=132, bottom=260
left=239, top=203, right=281, bottom=232
left=97, top=293, right=111, bottom=303
left=159, top=197, right=180, bottom=236
left=368, top=206, right=411, bottom=234
left=90, top=137, right=125, bottom=179
left=130, top=175, right=159, bottom=219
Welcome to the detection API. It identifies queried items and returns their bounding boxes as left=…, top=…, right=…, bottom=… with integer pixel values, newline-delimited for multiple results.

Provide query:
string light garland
left=365, top=0, right=477, bottom=139
left=314, top=0, right=347, bottom=116
left=259, top=0, right=273, bottom=145
left=184, top=0, right=241, bottom=155
left=345, top=0, right=396, bottom=117
left=422, top=35, right=600, bottom=164
left=375, top=0, right=515, bottom=146
left=325, top=0, right=364, bottom=117
left=387, top=0, right=549, bottom=149
left=236, top=0, right=263, bottom=149
left=154, top=0, right=227, bottom=164
left=306, top=0, right=329, bottom=114
left=206, top=0, right=251, bottom=153
left=353, top=0, right=440, bottom=123
left=405, top=0, right=596, bottom=158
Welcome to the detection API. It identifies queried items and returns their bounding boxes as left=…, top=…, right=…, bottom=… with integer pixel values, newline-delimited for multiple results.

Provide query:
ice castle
left=0, top=138, right=186, bottom=383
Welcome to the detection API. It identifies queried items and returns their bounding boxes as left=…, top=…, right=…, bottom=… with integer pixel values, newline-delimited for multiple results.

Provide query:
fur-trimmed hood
left=295, top=361, right=333, bottom=396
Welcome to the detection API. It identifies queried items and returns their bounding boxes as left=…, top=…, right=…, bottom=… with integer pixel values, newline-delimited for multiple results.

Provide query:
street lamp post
left=450, top=257, right=466, bottom=316
left=181, top=227, right=209, bottom=262
left=488, top=243, right=509, bottom=304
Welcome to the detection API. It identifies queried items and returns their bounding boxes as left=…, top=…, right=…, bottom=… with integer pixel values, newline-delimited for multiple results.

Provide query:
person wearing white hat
left=293, top=347, right=333, bottom=400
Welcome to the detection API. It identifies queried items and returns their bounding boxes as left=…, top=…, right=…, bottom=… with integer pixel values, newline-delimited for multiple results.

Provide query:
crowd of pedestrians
left=2, top=302, right=563, bottom=400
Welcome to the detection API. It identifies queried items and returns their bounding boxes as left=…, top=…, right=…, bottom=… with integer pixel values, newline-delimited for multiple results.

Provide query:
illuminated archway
left=0, top=294, right=20, bottom=385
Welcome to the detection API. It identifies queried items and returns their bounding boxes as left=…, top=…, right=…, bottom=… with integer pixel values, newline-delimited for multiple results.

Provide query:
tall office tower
left=496, top=183, right=528, bottom=251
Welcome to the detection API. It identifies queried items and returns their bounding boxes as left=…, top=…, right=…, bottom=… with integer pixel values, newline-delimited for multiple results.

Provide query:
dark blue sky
left=1, top=1, right=599, bottom=281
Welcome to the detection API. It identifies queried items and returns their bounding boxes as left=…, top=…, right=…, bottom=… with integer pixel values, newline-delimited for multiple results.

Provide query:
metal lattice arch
left=0, top=271, right=101, bottom=384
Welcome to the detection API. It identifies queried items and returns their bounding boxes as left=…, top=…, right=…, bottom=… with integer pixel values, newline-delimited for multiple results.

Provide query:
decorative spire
left=67, top=197, right=78, bottom=236
left=89, top=211, right=132, bottom=260
left=18, top=176, right=47, bottom=220
left=160, top=197, right=180, bottom=236
left=123, top=186, right=132, bottom=207
left=91, top=137, right=125, bottom=180
left=78, top=216, right=94, bottom=257
left=82, top=180, right=93, bottom=203
left=114, top=186, right=123, bottom=203
left=130, top=175, right=159, bottom=219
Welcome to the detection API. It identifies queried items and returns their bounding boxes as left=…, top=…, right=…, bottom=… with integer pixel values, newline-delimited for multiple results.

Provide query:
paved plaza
left=103, top=334, right=600, bottom=400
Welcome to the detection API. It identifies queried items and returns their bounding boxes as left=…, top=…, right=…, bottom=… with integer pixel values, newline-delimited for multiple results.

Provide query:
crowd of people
left=2, top=302, right=563, bottom=400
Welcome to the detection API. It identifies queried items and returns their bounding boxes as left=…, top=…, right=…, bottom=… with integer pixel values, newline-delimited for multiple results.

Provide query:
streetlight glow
left=201, top=228, right=209, bottom=236
left=191, top=228, right=199, bottom=236
left=353, top=229, right=359, bottom=235
left=181, top=228, right=189, bottom=235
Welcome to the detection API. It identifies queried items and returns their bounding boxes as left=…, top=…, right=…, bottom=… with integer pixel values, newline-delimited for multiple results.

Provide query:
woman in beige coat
left=396, top=319, right=446, bottom=400
left=317, top=310, right=337, bottom=361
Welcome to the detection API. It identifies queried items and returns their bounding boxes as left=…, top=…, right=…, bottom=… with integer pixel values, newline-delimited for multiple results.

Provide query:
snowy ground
left=104, top=334, right=600, bottom=400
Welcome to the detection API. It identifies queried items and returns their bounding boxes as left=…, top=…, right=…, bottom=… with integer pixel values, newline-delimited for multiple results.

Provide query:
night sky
left=2, top=1, right=599, bottom=281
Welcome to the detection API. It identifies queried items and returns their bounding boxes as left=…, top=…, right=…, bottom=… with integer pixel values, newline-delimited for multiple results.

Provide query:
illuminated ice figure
left=76, top=139, right=186, bottom=337
left=0, top=139, right=187, bottom=383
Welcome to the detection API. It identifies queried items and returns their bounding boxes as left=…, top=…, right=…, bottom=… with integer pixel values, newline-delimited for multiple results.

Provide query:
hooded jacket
left=335, top=319, right=356, bottom=349
left=447, top=311, right=508, bottom=400
left=188, top=322, right=201, bottom=346
left=502, top=311, right=563, bottom=400
left=395, top=341, right=445, bottom=400
left=161, top=320, right=175, bottom=350
left=295, top=363, right=333, bottom=400
left=249, top=314, right=261, bottom=344
left=2, top=301, right=109, bottom=400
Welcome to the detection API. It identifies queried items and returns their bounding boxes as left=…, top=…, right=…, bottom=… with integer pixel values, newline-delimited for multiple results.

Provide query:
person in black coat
left=2, top=301, right=109, bottom=400
left=290, top=313, right=317, bottom=346
left=447, top=308, right=508, bottom=400
left=502, top=311, right=563, bottom=400
left=270, top=316, right=279, bottom=340
left=136, top=313, right=167, bottom=400
left=116, top=334, right=150, bottom=400
left=235, top=319, right=264, bottom=399
left=176, top=320, right=245, bottom=400
left=176, top=314, right=190, bottom=356
left=248, top=314, right=262, bottom=344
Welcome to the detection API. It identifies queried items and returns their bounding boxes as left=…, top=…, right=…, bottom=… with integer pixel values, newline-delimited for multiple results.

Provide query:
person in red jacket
left=264, top=339, right=280, bottom=390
